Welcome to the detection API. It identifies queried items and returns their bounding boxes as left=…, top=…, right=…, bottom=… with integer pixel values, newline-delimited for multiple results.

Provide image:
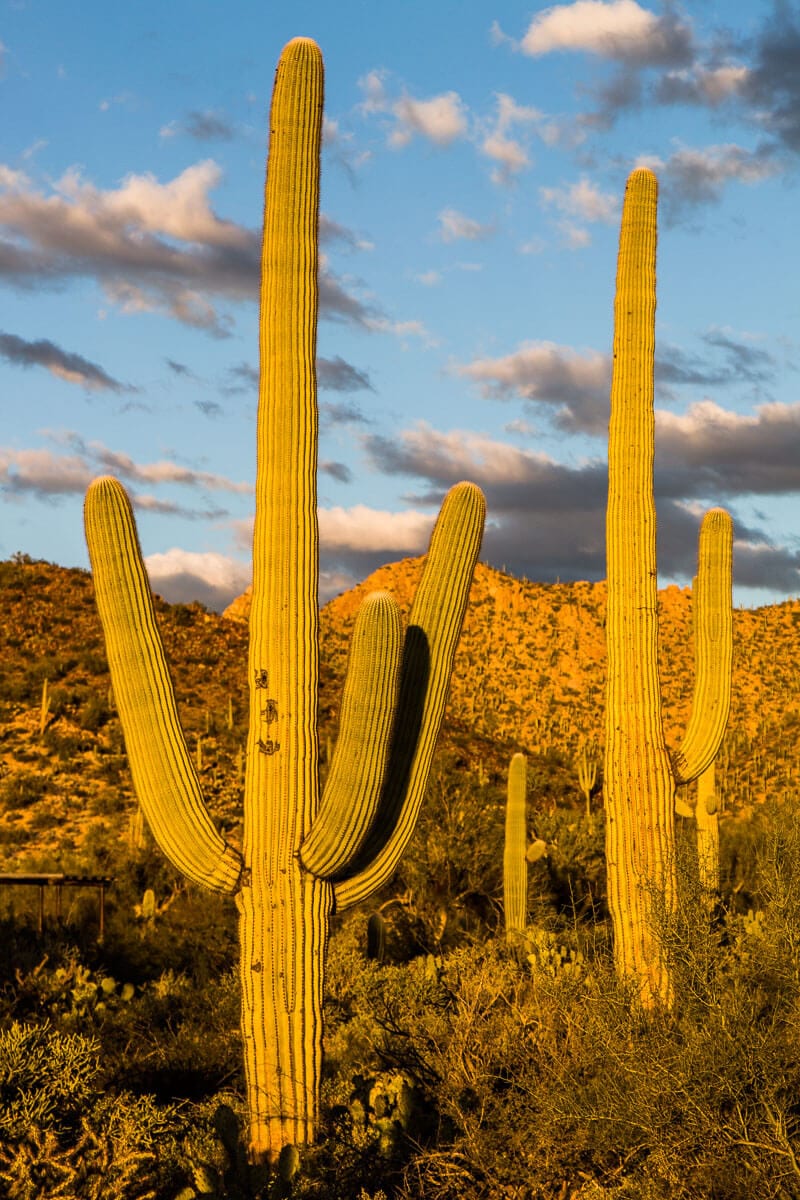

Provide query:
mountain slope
left=0, top=555, right=796, bottom=871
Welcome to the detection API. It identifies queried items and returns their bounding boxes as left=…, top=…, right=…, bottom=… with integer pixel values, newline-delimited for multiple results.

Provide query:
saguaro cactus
left=84, top=38, right=485, bottom=1164
left=504, top=753, right=528, bottom=940
left=605, top=168, right=733, bottom=1009
left=577, top=744, right=598, bottom=819
left=695, top=760, right=720, bottom=899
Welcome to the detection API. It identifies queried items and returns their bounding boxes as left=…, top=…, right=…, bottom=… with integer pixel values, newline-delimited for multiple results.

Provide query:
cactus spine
left=605, top=168, right=733, bottom=1009
left=504, top=753, right=528, bottom=940
left=83, top=38, right=484, bottom=1164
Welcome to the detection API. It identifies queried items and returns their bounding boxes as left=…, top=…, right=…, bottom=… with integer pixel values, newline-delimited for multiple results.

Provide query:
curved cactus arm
left=84, top=476, right=243, bottom=894
left=504, top=753, right=528, bottom=938
left=333, top=480, right=485, bottom=911
left=300, top=590, right=403, bottom=877
left=672, top=507, right=733, bottom=784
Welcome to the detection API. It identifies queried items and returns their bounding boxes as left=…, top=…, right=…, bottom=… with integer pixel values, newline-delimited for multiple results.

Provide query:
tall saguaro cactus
left=605, top=168, right=733, bottom=1009
left=84, top=38, right=485, bottom=1165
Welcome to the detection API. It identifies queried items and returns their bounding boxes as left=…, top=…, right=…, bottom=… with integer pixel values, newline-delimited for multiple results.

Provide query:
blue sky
left=2, top=0, right=800, bottom=609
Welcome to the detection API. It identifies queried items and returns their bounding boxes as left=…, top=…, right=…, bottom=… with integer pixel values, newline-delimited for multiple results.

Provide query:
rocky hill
left=0, top=553, right=797, bottom=873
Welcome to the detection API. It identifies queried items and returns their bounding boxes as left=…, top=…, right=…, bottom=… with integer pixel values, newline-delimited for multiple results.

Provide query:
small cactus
left=577, top=743, right=598, bottom=819
left=39, top=678, right=51, bottom=738
left=503, top=753, right=528, bottom=940
left=366, top=912, right=387, bottom=963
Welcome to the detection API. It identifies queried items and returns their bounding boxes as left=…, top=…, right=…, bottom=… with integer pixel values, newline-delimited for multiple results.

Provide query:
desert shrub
left=0, top=770, right=50, bottom=812
left=532, top=803, right=607, bottom=924
left=0, top=1020, right=193, bottom=1197
left=0, top=1021, right=100, bottom=1137
left=387, top=755, right=505, bottom=954
left=79, top=692, right=112, bottom=732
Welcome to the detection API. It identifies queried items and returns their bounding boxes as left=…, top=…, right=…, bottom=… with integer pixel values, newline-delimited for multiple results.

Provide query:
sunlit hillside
left=232, top=558, right=800, bottom=816
left=3, top=552, right=800, bottom=1198
left=0, top=553, right=797, bottom=871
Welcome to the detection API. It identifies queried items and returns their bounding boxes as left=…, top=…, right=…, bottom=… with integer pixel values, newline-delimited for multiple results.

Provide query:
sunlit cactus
left=695, top=760, right=720, bottom=899
left=504, top=752, right=528, bottom=940
left=604, top=168, right=733, bottom=1009
left=38, top=678, right=50, bottom=739
left=84, top=37, right=485, bottom=1165
left=577, top=743, right=598, bottom=819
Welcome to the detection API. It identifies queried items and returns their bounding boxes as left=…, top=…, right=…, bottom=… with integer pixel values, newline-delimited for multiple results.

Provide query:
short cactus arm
left=671, top=507, right=733, bottom=784
left=300, top=590, right=403, bottom=877
left=84, top=476, right=243, bottom=894
left=333, top=479, right=485, bottom=910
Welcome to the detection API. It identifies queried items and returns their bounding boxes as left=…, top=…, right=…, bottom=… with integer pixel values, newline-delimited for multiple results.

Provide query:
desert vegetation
left=1, top=552, right=800, bottom=1199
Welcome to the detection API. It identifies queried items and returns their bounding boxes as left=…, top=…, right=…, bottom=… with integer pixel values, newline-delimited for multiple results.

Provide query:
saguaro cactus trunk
left=604, top=168, right=733, bottom=1009
left=503, top=753, right=528, bottom=940
left=84, top=38, right=485, bottom=1164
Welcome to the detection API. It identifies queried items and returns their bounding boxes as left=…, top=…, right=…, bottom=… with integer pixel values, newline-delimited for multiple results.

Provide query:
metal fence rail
left=0, top=874, right=113, bottom=939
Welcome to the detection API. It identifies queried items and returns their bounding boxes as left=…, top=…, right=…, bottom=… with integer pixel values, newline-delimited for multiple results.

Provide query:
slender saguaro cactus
left=605, top=168, right=733, bottom=1009
left=84, top=38, right=485, bottom=1165
left=577, top=744, right=598, bottom=819
left=504, top=753, right=528, bottom=940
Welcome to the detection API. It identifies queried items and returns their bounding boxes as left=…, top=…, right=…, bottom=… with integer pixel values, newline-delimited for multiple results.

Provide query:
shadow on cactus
left=83, top=37, right=485, bottom=1168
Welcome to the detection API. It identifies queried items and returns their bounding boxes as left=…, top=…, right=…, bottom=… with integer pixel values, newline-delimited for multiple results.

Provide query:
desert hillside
left=0, top=553, right=796, bottom=870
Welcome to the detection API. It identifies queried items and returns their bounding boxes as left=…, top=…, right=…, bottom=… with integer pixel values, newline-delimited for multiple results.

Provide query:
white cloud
left=414, top=270, right=443, bottom=287
left=366, top=422, right=563, bottom=486
left=558, top=221, right=592, bottom=248
left=540, top=176, right=618, bottom=222
left=319, top=504, right=435, bottom=552
left=521, top=0, right=665, bottom=59
left=358, top=69, right=389, bottom=114
left=366, top=316, right=439, bottom=347
left=437, top=207, right=493, bottom=243
left=54, top=160, right=242, bottom=247
left=389, top=91, right=468, bottom=148
left=638, top=142, right=779, bottom=218
left=144, top=548, right=251, bottom=611
left=456, top=340, right=611, bottom=433
left=661, top=63, right=751, bottom=104
left=0, top=448, right=94, bottom=495
left=479, top=93, right=543, bottom=184
left=0, top=161, right=374, bottom=332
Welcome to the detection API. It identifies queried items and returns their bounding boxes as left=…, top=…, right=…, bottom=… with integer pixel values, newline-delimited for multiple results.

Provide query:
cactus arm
left=332, top=479, right=485, bottom=911
left=604, top=167, right=676, bottom=1008
left=504, top=753, right=528, bottom=939
left=84, top=476, right=242, bottom=894
left=300, top=590, right=403, bottom=877
left=671, top=508, right=733, bottom=784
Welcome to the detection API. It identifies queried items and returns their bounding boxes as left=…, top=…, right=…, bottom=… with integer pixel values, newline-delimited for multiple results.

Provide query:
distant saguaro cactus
left=577, top=744, right=598, bottom=819
left=604, top=168, right=733, bottom=1009
left=84, top=38, right=484, bottom=1165
left=38, top=678, right=50, bottom=738
left=503, top=753, right=546, bottom=943
left=504, top=753, right=528, bottom=940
